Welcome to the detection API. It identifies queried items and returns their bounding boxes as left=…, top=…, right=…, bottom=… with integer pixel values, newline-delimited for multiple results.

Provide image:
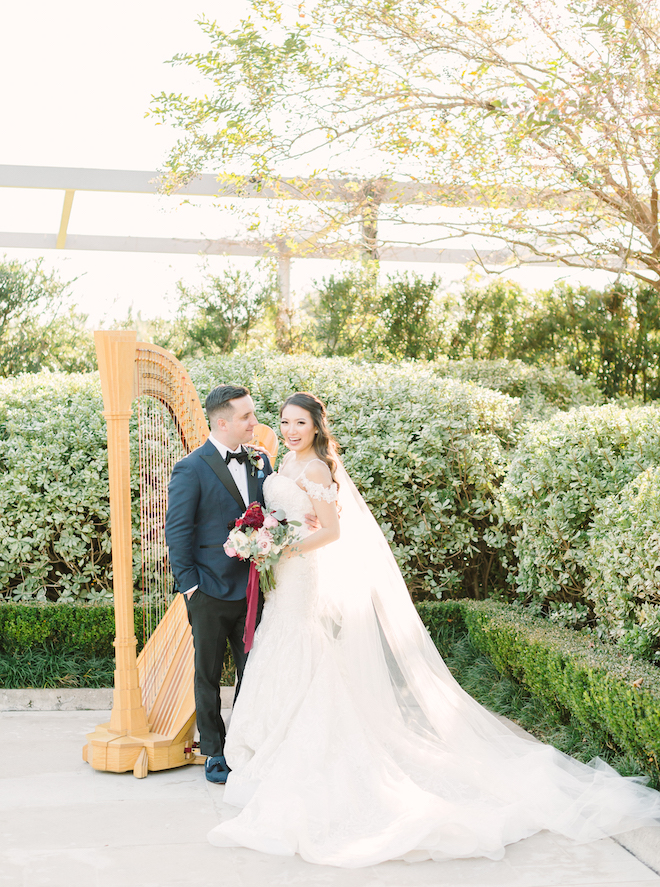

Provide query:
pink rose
left=224, top=544, right=237, bottom=558
left=256, top=528, right=273, bottom=553
left=263, top=514, right=278, bottom=529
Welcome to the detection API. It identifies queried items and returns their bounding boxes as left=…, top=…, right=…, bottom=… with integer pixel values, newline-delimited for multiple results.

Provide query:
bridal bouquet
left=225, top=502, right=300, bottom=651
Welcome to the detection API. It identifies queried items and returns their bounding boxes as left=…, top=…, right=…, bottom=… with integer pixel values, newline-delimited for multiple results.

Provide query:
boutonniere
left=245, top=448, right=265, bottom=472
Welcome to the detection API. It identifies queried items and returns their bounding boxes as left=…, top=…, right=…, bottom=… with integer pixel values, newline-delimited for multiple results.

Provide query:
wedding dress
left=208, top=462, right=660, bottom=868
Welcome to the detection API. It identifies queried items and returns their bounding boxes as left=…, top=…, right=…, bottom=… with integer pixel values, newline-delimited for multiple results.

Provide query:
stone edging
left=0, top=686, right=237, bottom=712
left=0, top=688, right=114, bottom=711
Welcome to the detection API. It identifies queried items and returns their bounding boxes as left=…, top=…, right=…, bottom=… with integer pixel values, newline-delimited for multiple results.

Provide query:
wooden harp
left=84, top=331, right=277, bottom=778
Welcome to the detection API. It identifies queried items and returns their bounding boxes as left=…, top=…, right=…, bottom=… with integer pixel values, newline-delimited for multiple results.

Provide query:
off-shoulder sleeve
left=299, top=475, right=339, bottom=503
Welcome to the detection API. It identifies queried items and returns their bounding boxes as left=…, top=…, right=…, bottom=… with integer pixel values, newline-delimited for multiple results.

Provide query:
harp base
left=84, top=713, right=202, bottom=778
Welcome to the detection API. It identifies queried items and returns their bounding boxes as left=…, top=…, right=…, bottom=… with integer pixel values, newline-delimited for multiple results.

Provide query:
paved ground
left=2, top=708, right=660, bottom=887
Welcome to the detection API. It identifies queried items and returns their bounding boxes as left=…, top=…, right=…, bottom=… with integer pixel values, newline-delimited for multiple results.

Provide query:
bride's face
left=280, top=405, right=317, bottom=456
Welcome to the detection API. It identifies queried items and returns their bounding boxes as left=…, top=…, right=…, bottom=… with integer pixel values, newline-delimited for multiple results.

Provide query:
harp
left=83, top=331, right=277, bottom=778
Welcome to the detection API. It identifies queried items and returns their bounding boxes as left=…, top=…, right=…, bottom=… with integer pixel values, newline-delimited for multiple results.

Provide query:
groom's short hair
left=205, top=384, right=250, bottom=421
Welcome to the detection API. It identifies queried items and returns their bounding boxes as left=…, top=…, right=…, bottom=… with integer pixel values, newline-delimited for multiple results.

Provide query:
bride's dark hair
left=281, top=392, right=340, bottom=484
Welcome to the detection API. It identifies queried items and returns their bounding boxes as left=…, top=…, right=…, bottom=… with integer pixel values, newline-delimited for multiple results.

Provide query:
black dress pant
left=185, top=590, right=261, bottom=757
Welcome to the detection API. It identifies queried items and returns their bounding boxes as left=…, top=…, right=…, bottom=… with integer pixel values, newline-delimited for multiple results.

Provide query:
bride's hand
left=282, top=544, right=301, bottom=560
left=304, top=512, right=321, bottom=532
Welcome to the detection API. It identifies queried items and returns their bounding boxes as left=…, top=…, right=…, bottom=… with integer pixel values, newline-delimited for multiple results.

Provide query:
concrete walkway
left=2, top=708, right=660, bottom=887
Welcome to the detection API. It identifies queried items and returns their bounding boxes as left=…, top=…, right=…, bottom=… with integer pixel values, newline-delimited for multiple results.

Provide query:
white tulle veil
left=314, top=461, right=660, bottom=843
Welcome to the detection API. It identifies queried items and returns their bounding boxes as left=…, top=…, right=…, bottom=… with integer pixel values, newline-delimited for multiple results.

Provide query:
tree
left=0, top=257, right=95, bottom=376
left=151, top=0, right=660, bottom=287
left=445, top=278, right=660, bottom=400
left=160, top=266, right=277, bottom=358
left=521, top=283, right=660, bottom=400
left=307, top=263, right=382, bottom=356
left=379, top=273, right=443, bottom=360
left=449, top=281, right=530, bottom=361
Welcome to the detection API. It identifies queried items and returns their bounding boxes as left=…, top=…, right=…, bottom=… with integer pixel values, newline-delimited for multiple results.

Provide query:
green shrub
left=0, top=602, right=227, bottom=688
left=426, top=599, right=660, bottom=784
left=499, top=404, right=660, bottom=615
left=0, top=373, right=115, bottom=602
left=0, top=601, right=145, bottom=656
left=0, top=355, right=609, bottom=604
left=585, top=466, right=660, bottom=659
left=433, top=358, right=603, bottom=419
left=0, top=373, right=143, bottom=604
left=188, top=352, right=518, bottom=596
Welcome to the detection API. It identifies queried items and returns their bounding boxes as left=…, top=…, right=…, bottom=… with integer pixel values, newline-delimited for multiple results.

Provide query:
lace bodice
left=261, top=473, right=319, bottom=617
left=263, top=474, right=312, bottom=534
left=299, top=474, right=338, bottom=503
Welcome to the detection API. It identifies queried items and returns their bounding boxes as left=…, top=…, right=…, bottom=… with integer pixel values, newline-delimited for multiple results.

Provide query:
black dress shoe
left=205, top=754, right=231, bottom=784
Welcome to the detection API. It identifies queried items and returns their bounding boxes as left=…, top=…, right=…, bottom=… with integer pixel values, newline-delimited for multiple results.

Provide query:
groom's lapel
left=200, top=443, right=245, bottom=512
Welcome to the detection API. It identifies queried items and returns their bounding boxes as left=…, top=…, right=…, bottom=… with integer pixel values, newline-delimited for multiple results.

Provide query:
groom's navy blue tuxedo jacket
left=165, top=437, right=273, bottom=601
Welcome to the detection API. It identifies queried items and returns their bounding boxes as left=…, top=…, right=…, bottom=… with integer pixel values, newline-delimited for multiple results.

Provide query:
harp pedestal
left=83, top=718, right=199, bottom=777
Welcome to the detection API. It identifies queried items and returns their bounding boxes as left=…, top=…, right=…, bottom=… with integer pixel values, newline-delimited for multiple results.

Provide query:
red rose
left=240, top=502, right=265, bottom=529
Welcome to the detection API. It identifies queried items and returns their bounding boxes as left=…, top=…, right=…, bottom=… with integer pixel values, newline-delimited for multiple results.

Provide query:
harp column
left=95, top=330, right=149, bottom=739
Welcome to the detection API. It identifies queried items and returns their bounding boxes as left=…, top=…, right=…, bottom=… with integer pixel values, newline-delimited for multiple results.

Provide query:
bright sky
left=0, top=0, right=614, bottom=325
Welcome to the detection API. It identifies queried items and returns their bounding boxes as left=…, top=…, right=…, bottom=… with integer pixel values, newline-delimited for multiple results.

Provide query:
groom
left=165, top=384, right=272, bottom=784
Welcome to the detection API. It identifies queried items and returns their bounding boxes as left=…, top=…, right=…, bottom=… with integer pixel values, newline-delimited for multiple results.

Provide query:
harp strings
left=136, top=351, right=187, bottom=713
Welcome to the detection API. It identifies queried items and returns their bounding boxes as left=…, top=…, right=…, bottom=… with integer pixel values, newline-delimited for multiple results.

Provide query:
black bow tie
left=225, top=449, right=247, bottom=465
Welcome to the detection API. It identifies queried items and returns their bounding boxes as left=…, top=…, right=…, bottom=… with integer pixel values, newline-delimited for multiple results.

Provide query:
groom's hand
left=305, top=512, right=320, bottom=532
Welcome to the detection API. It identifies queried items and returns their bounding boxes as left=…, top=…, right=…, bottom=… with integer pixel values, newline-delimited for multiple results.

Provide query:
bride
left=208, top=392, right=660, bottom=868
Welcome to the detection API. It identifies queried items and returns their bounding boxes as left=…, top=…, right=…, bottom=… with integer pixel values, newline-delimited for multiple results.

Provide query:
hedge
left=0, top=601, right=235, bottom=688
left=0, top=602, right=149, bottom=656
left=0, top=356, right=521, bottom=601
left=499, top=403, right=660, bottom=619
left=585, top=466, right=660, bottom=660
left=432, top=358, right=603, bottom=418
left=0, top=372, right=140, bottom=604
left=188, top=352, right=520, bottom=597
left=434, top=599, right=660, bottom=783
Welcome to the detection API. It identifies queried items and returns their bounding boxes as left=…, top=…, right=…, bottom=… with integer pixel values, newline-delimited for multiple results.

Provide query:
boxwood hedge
left=447, top=599, right=660, bottom=784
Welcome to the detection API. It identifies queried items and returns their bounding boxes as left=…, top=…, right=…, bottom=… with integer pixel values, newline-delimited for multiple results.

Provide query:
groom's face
left=215, top=395, right=258, bottom=449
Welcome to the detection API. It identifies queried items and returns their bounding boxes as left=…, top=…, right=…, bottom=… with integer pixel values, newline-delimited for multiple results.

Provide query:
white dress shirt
left=183, top=437, right=249, bottom=596
left=208, top=436, right=250, bottom=507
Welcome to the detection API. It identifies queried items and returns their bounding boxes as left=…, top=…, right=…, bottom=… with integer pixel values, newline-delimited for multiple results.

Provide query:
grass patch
left=0, top=647, right=235, bottom=689
left=0, top=649, right=114, bottom=689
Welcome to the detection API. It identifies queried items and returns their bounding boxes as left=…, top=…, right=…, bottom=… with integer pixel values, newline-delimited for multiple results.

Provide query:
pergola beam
left=0, top=230, right=565, bottom=266
left=0, top=164, right=568, bottom=207
left=0, top=165, right=575, bottom=267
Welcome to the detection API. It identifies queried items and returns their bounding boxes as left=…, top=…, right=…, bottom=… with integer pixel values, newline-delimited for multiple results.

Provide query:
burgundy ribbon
left=243, top=563, right=260, bottom=652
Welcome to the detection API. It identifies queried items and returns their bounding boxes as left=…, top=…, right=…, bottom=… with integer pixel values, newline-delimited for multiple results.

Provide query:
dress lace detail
left=298, top=474, right=338, bottom=502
